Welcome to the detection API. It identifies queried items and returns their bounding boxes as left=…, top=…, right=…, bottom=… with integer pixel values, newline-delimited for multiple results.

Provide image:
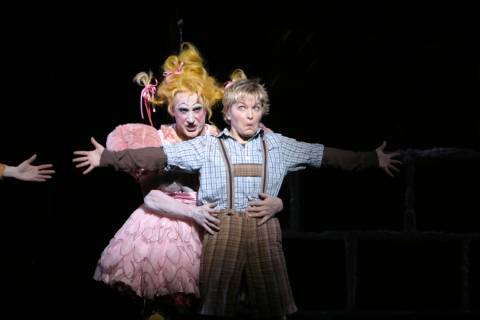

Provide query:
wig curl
left=134, top=43, right=223, bottom=120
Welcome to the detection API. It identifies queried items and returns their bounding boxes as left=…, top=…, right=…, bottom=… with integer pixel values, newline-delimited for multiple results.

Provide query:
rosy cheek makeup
left=194, top=112, right=206, bottom=124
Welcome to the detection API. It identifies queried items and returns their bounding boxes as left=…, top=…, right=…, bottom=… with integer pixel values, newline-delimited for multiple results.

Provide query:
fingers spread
left=72, top=156, right=88, bottom=163
left=75, top=162, right=89, bottom=168
left=73, top=151, right=91, bottom=157
left=389, top=165, right=400, bottom=173
left=25, top=154, right=37, bottom=164
left=38, top=164, right=53, bottom=169
left=83, top=166, right=94, bottom=175
left=91, top=137, right=100, bottom=146
left=39, top=170, right=56, bottom=174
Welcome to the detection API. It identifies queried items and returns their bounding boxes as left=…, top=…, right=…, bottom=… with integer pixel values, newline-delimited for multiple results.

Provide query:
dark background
left=1, top=2, right=480, bottom=319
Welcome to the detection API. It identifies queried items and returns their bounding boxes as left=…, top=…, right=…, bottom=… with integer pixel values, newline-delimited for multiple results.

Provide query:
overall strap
left=217, top=135, right=269, bottom=210
left=218, top=138, right=234, bottom=210
left=261, top=137, right=268, bottom=194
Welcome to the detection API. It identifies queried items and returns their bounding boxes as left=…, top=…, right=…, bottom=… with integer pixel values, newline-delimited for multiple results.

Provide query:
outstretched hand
left=12, top=154, right=55, bottom=182
left=72, top=137, right=105, bottom=174
left=246, top=192, right=284, bottom=226
left=375, top=141, right=402, bottom=177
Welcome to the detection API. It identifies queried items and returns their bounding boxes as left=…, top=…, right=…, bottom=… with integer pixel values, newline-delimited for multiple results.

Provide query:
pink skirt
left=93, top=192, right=202, bottom=299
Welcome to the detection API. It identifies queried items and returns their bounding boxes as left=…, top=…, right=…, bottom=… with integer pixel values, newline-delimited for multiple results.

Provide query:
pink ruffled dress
left=93, top=123, right=218, bottom=299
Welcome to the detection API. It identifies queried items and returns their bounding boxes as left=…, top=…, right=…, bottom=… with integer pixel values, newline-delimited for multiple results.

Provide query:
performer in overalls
left=74, top=69, right=401, bottom=319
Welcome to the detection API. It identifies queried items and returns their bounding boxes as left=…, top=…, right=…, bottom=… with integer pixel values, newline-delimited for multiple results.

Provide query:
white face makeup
left=226, top=94, right=263, bottom=143
left=172, top=92, right=207, bottom=140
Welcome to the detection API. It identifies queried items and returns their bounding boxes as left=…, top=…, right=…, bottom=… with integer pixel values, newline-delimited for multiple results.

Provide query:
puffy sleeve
left=103, top=124, right=166, bottom=193
left=106, top=123, right=162, bottom=151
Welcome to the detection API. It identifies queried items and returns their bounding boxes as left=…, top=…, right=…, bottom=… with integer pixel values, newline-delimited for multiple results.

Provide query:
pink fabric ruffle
left=94, top=123, right=204, bottom=298
left=93, top=192, right=201, bottom=298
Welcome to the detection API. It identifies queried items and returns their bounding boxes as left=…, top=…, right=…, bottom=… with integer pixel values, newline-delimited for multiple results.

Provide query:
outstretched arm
left=73, top=137, right=167, bottom=174
left=144, top=190, right=220, bottom=234
left=1, top=154, right=55, bottom=182
left=322, top=141, right=402, bottom=177
left=246, top=192, right=284, bottom=226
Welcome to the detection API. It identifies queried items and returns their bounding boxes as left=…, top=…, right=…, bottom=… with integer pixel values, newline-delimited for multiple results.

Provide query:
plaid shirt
left=163, top=128, right=324, bottom=212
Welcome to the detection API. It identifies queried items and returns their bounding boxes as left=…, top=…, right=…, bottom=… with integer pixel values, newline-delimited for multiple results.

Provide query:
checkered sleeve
left=275, top=134, right=324, bottom=170
left=163, top=135, right=208, bottom=171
